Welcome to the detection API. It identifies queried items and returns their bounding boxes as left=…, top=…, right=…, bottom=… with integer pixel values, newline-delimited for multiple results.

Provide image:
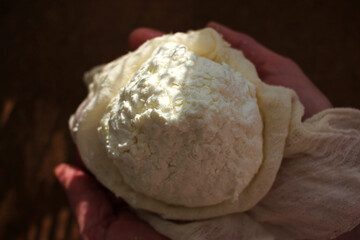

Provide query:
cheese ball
left=97, top=42, right=263, bottom=207
left=70, top=29, right=287, bottom=220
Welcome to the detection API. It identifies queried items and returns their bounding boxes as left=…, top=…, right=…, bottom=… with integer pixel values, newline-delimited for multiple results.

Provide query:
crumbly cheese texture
left=98, top=42, right=263, bottom=207
left=70, top=28, right=289, bottom=220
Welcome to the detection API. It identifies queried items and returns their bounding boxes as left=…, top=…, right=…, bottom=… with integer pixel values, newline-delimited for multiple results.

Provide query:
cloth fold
left=250, top=108, right=360, bottom=240
left=140, top=108, right=360, bottom=240
left=138, top=211, right=274, bottom=240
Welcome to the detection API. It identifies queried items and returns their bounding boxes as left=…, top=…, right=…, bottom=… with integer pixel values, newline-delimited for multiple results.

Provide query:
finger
left=206, top=21, right=317, bottom=85
left=206, top=21, right=285, bottom=75
left=129, top=28, right=163, bottom=50
left=74, top=152, right=128, bottom=210
left=55, top=164, right=115, bottom=237
left=207, top=21, right=332, bottom=118
left=206, top=21, right=309, bottom=79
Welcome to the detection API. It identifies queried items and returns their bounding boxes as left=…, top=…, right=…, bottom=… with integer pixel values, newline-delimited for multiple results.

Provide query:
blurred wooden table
left=1, top=0, right=359, bottom=239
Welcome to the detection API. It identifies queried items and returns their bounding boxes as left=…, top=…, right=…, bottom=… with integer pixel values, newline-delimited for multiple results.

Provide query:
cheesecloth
left=70, top=28, right=360, bottom=240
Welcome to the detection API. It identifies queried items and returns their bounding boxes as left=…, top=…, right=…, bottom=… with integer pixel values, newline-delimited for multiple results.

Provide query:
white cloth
left=139, top=108, right=360, bottom=240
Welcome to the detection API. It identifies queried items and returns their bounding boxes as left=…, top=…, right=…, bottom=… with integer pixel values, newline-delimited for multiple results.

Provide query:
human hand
left=54, top=163, right=168, bottom=240
left=56, top=23, right=354, bottom=240
left=205, top=21, right=333, bottom=119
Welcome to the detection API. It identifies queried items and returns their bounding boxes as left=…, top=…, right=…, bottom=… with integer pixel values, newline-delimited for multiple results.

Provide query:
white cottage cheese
left=97, top=42, right=263, bottom=207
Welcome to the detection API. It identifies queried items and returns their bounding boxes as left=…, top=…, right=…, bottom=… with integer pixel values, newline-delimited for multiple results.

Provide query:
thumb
left=55, top=164, right=115, bottom=238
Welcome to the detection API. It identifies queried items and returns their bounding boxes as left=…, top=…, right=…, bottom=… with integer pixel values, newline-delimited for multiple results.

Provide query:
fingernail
left=147, top=31, right=163, bottom=38
left=206, top=21, right=223, bottom=31
left=54, top=164, right=67, bottom=183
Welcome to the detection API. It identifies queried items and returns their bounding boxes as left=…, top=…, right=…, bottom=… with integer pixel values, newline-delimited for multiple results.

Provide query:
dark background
left=1, top=0, right=359, bottom=239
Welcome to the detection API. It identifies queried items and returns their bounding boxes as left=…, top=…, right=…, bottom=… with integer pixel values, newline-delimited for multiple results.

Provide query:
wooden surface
left=1, top=0, right=359, bottom=239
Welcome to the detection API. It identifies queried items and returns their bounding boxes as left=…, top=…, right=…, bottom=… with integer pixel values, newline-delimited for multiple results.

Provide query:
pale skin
left=55, top=22, right=359, bottom=239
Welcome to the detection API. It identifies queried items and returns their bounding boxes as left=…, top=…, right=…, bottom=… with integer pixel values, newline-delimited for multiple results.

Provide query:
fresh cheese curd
left=97, top=42, right=263, bottom=207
